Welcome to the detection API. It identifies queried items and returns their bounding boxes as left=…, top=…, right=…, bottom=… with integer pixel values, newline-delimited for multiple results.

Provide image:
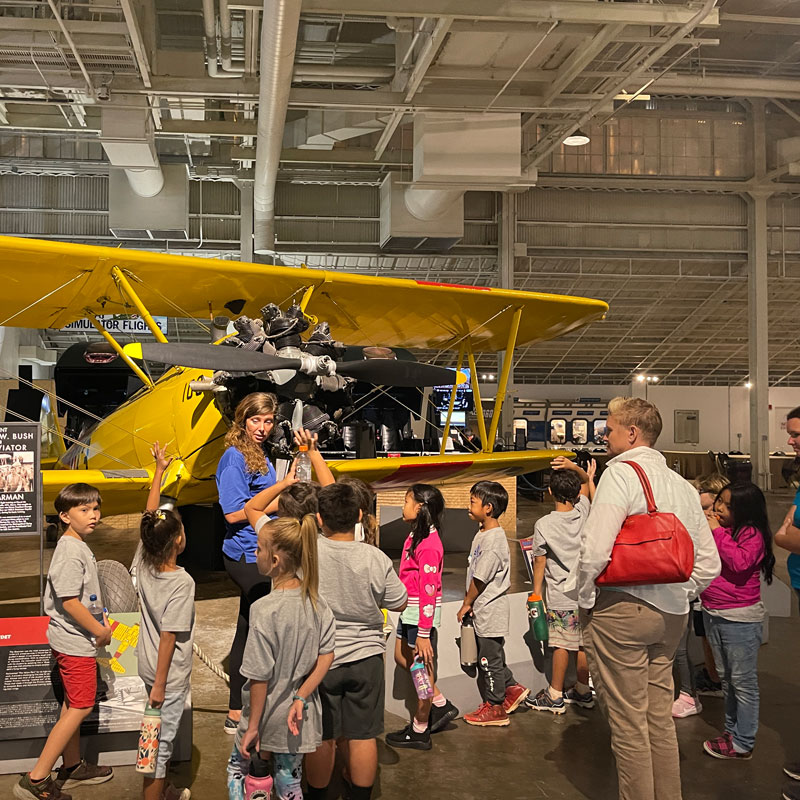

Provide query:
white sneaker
left=671, top=692, right=702, bottom=718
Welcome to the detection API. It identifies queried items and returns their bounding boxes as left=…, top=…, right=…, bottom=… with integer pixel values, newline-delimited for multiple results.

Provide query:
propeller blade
left=123, top=342, right=300, bottom=373
left=336, top=359, right=465, bottom=387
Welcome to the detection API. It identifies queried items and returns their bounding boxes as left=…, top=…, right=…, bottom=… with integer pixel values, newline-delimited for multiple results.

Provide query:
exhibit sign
left=0, top=614, right=146, bottom=740
left=0, top=421, right=40, bottom=537
left=61, top=316, right=169, bottom=336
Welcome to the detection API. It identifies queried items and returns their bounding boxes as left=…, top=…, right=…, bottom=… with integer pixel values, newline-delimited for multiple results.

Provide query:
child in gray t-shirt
left=137, top=443, right=196, bottom=800
left=527, top=457, right=596, bottom=715
left=229, top=515, right=335, bottom=800
left=458, top=481, right=529, bottom=728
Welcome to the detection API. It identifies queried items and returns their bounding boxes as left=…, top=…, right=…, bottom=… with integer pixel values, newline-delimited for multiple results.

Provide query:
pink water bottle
left=410, top=656, right=433, bottom=700
left=245, top=753, right=273, bottom=800
left=135, top=704, right=161, bottom=774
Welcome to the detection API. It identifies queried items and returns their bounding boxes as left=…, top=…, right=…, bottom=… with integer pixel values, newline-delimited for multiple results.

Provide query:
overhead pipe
left=201, top=0, right=240, bottom=78
left=219, top=0, right=246, bottom=73
left=253, top=0, right=302, bottom=254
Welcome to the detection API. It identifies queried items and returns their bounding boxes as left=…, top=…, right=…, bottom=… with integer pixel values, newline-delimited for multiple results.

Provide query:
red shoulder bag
left=595, top=460, right=695, bottom=587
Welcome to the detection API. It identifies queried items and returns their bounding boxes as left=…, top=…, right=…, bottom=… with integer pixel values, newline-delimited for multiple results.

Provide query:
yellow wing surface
left=0, top=236, right=607, bottom=350
left=42, top=469, right=154, bottom=514
left=326, top=449, right=568, bottom=489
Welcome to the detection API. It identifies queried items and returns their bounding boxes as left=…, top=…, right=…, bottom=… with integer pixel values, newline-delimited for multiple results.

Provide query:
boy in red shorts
left=15, top=484, right=114, bottom=800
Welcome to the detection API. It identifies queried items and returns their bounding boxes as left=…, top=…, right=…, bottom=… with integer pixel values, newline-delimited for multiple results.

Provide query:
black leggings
left=223, top=554, right=271, bottom=711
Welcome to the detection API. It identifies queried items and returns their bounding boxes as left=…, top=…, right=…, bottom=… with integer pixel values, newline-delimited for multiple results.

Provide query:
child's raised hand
left=239, top=727, right=260, bottom=758
left=150, top=441, right=173, bottom=473
left=287, top=698, right=305, bottom=736
left=587, top=458, right=597, bottom=481
left=293, top=429, right=318, bottom=451
left=550, top=456, right=574, bottom=471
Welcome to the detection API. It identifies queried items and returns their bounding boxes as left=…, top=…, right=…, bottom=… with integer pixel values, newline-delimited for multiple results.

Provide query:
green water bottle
left=527, top=592, right=548, bottom=643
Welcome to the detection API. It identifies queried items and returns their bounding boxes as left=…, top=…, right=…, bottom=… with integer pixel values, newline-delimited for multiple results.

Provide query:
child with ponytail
left=138, top=443, right=195, bottom=800
left=227, top=514, right=336, bottom=800
left=385, top=484, right=457, bottom=751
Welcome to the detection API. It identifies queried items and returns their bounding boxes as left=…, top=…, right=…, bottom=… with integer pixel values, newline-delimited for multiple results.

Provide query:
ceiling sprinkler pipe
left=404, top=186, right=464, bottom=221
left=253, top=0, right=302, bottom=254
left=219, top=0, right=245, bottom=73
left=124, top=167, right=165, bottom=198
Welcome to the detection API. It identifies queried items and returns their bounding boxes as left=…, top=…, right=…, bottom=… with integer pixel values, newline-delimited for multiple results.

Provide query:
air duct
left=403, top=187, right=465, bottom=221
left=253, top=0, right=302, bottom=254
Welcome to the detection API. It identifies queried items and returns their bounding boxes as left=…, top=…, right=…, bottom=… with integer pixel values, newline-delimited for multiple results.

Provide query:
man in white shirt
left=578, top=397, right=720, bottom=800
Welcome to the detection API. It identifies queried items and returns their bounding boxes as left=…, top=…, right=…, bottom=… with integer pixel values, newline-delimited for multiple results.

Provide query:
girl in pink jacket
left=701, top=481, right=775, bottom=761
left=385, top=484, right=458, bottom=751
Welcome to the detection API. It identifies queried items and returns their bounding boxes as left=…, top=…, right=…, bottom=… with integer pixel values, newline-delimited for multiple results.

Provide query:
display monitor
left=440, top=410, right=466, bottom=427
left=431, top=368, right=473, bottom=413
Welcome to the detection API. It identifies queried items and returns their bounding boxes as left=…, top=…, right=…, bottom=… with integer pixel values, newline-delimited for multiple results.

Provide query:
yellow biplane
left=0, top=235, right=607, bottom=514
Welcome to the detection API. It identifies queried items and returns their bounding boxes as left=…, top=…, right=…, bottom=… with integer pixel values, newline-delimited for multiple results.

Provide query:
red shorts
left=52, top=650, right=98, bottom=709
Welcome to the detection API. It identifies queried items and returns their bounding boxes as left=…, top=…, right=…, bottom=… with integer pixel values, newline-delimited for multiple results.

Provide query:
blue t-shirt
left=216, top=446, right=277, bottom=563
left=786, top=486, right=800, bottom=588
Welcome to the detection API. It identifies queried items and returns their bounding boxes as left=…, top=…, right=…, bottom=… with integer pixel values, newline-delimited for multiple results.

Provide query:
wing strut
left=439, top=343, right=466, bottom=455
left=111, top=266, right=169, bottom=344
left=466, top=339, right=489, bottom=452
left=486, top=307, right=523, bottom=449
left=86, top=312, right=154, bottom=390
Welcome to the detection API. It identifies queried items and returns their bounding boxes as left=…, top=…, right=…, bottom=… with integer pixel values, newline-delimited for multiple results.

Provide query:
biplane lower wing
left=325, top=450, right=571, bottom=491
left=43, top=469, right=154, bottom=515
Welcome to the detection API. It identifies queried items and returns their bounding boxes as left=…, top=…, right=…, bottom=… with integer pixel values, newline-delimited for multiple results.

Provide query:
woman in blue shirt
left=774, top=407, right=800, bottom=607
left=216, top=391, right=280, bottom=731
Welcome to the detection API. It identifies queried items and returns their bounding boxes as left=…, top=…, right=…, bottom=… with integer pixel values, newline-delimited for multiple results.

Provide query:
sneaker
left=563, top=687, right=595, bottom=709
left=429, top=699, right=459, bottom=733
left=463, top=702, right=510, bottom=727
left=503, top=684, right=530, bottom=714
left=703, top=732, right=752, bottom=760
left=54, top=761, right=112, bottom=790
left=224, top=716, right=239, bottom=734
left=524, top=688, right=566, bottom=715
left=785, top=762, right=800, bottom=781
left=385, top=723, right=432, bottom=750
left=163, top=785, right=191, bottom=800
left=14, top=775, right=71, bottom=800
left=672, top=692, right=702, bottom=718
left=696, top=671, right=724, bottom=697
left=227, top=776, right=245, bottom=800
left=783, top=781, right=800, bottom=800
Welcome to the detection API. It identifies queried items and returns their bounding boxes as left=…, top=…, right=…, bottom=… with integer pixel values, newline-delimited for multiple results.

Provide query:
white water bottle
left=87, top=593, right=104, bottom=646
left=295, top=445, right=312, bottom=482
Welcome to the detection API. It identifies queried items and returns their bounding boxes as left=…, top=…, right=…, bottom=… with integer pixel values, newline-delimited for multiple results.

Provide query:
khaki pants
left=581, top=590, right=687, bottom=800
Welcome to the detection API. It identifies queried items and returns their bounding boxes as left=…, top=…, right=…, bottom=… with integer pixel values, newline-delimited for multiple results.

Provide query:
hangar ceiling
left=1, top=0, right=800, bottom=386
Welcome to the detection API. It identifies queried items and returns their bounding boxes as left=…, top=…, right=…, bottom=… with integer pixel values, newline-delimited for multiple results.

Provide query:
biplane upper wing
left=326, top=449, right=568, bottom=490
left=0, top=236, right=607, bottom=351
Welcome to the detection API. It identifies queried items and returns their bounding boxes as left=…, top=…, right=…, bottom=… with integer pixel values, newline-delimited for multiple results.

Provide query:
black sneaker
left=786, top=763, right=800, bottom=781
left=429, top=700, right=459, bottom=733
left=224, top=716, right=239, bottom=734
left=55, top=761, right=112, bottom=790
left=385, top=724, right=432, bottom=750
left=14, top=774, right=71, bottom=800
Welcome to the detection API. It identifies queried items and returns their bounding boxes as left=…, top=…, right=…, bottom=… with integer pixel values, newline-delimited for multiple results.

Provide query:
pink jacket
left=398, top=528, right=443, bottom=638
left=700, top=525, right=765, bottom=610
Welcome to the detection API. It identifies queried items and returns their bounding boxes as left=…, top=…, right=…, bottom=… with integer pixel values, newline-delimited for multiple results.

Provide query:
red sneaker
left=464, top=702, right=510, bottom=727
left=503, top=684, right=530, bottom=714
left=703, top=732, right=752, bottom=760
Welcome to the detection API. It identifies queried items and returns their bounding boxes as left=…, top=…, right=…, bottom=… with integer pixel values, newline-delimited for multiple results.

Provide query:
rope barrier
left=192, top=642, right=230, bottom=685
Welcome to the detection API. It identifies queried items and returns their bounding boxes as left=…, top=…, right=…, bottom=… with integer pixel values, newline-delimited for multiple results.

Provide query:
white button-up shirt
left=577, top=446, right=721, bottom=614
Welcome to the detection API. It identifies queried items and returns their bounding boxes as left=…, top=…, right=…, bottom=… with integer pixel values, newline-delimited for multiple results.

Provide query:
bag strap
left=621, top=460, right=658, bottom=513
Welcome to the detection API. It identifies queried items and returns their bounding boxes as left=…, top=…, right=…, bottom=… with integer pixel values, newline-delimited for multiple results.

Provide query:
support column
left=239, top=182, right=254, bottom=263
left=748, top=191, right=770, bottom=490
left=497, top=191, right=516, bottom=446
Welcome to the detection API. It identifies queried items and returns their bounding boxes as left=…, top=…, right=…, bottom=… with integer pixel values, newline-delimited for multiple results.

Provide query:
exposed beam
left=299, top=0, right=720, bottom=27
left=651, top=74, right=800, bottom=100
left=0, top=18, right=129, bottom=34
left=118, top=0, right=153, bottom=89
left=720, top=12, right=800, bottom=28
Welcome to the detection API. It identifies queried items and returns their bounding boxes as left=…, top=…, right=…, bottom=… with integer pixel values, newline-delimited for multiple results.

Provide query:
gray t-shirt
left=237, top=589, right=335, bottom=754
left=467, top=526, right=511, bottom=638
left=318, top=536, right=407, bottom=668
left=136, top=565, right=196, bottom=692
left=533, top=496, right=590, bottom=611
left=44, top=535, right=103, bottom=657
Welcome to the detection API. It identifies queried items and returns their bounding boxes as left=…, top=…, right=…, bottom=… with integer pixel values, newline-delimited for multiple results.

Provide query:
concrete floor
left=1, top=491, right=799, bottom=799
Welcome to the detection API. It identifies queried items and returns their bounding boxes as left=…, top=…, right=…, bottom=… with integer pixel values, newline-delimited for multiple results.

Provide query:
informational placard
left=519, top=537, right=535, bottom=583
left=0, top=421, right=40, bottom=537
left=0, top=614, right=146, bottom=741
left=61, top=316, right=168, bottom=336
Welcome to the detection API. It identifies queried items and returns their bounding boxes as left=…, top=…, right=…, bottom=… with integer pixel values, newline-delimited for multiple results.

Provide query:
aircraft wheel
left=97, top=559, right=138, bottom=613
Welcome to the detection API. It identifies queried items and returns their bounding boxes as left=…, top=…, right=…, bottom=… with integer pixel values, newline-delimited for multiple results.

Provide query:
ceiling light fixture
left=636, top=375, right=645, bottom=383
left=563, top=128, right=590, bottom=147
left=745, top=381, right=752, bottom=389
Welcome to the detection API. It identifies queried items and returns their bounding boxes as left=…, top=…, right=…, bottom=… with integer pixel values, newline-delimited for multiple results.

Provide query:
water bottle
left=295, top=445, right=312, bottom=482
left=244, top=753, right=273, bottom=800
left=459, top=615, right=477, bottom=667
left=410, top=656, right=434, bottom=700
left=135, top=704, right=161, bottom=774
left=527, top=592, right=548, bottom=643
left=87, top=593, right=104, bottom=646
